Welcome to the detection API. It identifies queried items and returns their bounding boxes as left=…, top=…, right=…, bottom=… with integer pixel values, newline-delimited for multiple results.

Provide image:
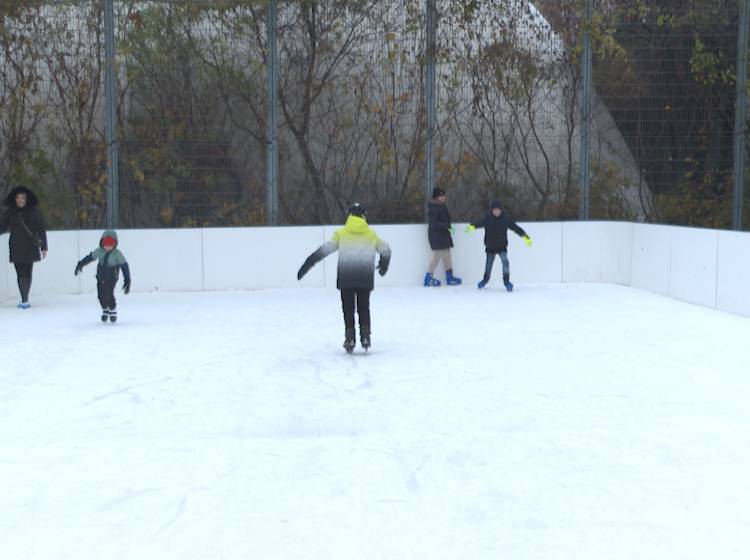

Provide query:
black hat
left=4, top=186, right=39, bottom=208
left=432, top=188, right=446, bottom=198
left=347, top=203, right=367, bottom=219
left=491, top=200, right=503, bottom=210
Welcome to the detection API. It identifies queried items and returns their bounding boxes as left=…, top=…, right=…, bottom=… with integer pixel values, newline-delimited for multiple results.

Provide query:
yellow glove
left=465, top=224, right=476, bottom=233
left=523, top=235, right=532, bottom=247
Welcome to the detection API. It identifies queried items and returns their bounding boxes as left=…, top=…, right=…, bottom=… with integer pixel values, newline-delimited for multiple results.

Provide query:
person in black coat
left=466, top=200, right=531, bottom=292
left=425, top=188, right=462, bottom=286
left=0, top=186, right=48, bottom=308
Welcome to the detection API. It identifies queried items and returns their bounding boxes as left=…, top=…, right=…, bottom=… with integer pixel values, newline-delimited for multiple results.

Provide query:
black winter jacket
left=427, top=201, right=453, bottom=250
left=0, top=206, right=48, bottom=263
left=471, top=212, right=527, bottom=253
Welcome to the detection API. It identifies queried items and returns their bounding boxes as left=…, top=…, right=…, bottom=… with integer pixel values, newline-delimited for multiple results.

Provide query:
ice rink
left=2, top=284, right=749, bottom=559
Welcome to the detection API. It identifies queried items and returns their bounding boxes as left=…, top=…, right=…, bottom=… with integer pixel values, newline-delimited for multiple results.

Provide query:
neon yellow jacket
left=300, top=215, right=391, bottom=289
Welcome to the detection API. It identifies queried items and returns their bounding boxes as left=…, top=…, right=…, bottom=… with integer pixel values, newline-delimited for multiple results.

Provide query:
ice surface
left=2, top=284, right=749, bottom=559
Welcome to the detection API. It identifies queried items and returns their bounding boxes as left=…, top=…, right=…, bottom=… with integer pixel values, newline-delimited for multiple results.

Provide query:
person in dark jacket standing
left=466, top=200, right=532, bottom=292
left=75, top=230, right=131, bottom=323
left=425, top=188, right=462, bottom=286
left=297, top=203, right=391, bottom=353
left=0, top=186, right=48, bottom=309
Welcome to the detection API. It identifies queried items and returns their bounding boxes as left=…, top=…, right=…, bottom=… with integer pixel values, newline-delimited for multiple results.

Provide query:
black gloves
left=297, top=256, right=315, bottom=280
left=123, top=280, right=131, bottom=294
left=378, top=261, right=388, bottom=276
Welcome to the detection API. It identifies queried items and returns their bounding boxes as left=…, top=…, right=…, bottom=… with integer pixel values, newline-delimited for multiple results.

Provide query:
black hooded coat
left=0, top=187, right=48, bottom=263
left=427, top=200, right=454, bottom=250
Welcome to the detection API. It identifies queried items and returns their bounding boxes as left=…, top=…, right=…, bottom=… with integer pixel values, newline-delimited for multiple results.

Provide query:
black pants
left=340, top=288, right=371, bottom=331
left=98, top=279, right=117, bottom=310
left=14, top=262, right=33, bottom=303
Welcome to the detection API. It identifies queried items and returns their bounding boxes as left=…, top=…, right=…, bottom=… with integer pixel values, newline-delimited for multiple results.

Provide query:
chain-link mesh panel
left=0, top=0, right=747, bottom=228
left=437, top=1, right=584, bottom=222
left=115, top=1, right=267, bottom=228
left=273, top=1, right=426, bottom=225
left=0, top=1, right=106, bottom=229
left=590, top=0, right=738, bottom=227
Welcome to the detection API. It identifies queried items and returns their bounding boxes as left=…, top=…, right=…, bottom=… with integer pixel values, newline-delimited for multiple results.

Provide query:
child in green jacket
left=75, top=230, right=131, bottom=323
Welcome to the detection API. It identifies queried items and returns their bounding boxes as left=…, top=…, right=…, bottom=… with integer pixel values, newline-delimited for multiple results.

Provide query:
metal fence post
left=266, top=0, right=279, bottom=225
left=733, top=0, right=749, bottom=230
left=425, top=0, right=437, bottom=207
left=579, top=0, right=592, bottom=221
left=103, top=0, right=119, bottom=228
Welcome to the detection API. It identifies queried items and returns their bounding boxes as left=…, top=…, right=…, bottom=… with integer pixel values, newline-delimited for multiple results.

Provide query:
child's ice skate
left=360, top=326, right=371, bottom=352
left=446, top=269, right=462, bottom=285
left=344, top=328, right=356, bottom=353
left=423, top=272, right=441, bottom=287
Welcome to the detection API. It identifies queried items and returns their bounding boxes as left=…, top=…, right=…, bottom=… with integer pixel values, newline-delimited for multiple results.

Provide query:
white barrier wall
left=563, top=221, right=633, bottom=284
left=630, top=224, right=721, bottom=309
left=2, top=222, right=750, bottom=319
left=0, top=239, right=9, bottom=302
left=717, top=230, right=750, bottom=317
left=205, top=226, right=325, bottom=291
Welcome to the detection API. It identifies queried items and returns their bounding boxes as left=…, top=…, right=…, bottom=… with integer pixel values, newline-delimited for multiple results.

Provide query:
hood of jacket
left=4, top=186, right=39, bottom=208
left=100, top=229, right=119, bottom=248
left=343, top=215, right=369, bottom=234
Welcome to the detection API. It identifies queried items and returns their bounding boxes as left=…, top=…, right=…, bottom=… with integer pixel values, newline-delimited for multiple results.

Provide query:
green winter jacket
left=78, top=230, right=131, bottom=285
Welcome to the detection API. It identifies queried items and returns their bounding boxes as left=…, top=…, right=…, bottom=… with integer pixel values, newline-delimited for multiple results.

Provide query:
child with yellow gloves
left=465, top=201, right=531, bottom=292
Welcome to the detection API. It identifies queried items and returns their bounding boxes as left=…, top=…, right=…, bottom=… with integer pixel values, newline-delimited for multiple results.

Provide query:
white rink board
left=204, top=226, right=327, bottom=291
left=0, top=239, right=9, bottom=301
left=562, top=221, right=633, bottom=284
left=2, top=222, right=750, bottom=318
left=717, top=230, right=750, bottom=317
left=631, top=223, right=671, bottom=296
left=667, top=226, right=718, bottom=309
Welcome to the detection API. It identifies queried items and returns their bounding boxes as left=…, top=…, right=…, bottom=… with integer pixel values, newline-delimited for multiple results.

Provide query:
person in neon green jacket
left=297, top=203, right=391, bottom=353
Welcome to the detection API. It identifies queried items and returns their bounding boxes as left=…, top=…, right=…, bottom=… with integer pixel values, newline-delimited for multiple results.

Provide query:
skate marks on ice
left=2, top=287, right=750, bottom=559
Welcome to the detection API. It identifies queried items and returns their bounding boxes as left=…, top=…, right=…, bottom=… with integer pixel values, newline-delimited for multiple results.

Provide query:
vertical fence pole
left=579, top=0, right=592, bottom=221
left=733, top=0, right=749, bottom=230
left=266, top=0, right=279, bottom=225
left=425, top=0, right=437, bottom=206
left=104, top=0, right=119, bottom=228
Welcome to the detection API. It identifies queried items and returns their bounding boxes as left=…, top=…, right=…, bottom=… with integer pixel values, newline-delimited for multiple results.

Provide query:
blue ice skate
left=446, top=270, right=462, bottom=286
left=423, top=273, right=441, bottom=287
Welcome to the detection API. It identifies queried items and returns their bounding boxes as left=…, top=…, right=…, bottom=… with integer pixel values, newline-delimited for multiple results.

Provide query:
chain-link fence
left=1, top=0, right=748, bottom=229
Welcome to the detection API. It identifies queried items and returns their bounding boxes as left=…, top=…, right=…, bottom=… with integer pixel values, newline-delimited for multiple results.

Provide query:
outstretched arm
left=465, top=215, right=488, bottom=232
left=508, top=219, right=528, bottom=238
left=74, top=254, right=95, bottom=275
left=297, top=236, right=340, bottom=280
left=507, top=219, right=532, bottom=246
left=36, top=210, right=48, bottom=253
left=121, top=262, right=131, bottom=294
left=376, top=239, right=391, bottom=276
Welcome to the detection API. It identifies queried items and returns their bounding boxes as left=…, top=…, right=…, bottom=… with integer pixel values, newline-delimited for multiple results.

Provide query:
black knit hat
left=432, top=188, right=446, bottom=198
left=491, top=200, right=503, bottom=210
left=347, top=202, right=367, bottom=219
left=4, top=186, right=39, bottom=208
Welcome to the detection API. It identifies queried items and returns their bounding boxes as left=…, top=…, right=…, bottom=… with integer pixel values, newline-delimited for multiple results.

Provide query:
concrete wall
left=2, top=222, right=750, bottom=318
